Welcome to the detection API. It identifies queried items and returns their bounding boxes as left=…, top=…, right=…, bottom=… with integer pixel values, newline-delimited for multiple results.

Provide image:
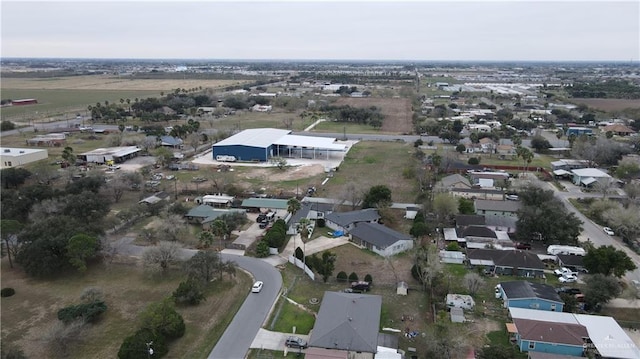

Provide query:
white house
left=349, top=222, right=414, bottom=257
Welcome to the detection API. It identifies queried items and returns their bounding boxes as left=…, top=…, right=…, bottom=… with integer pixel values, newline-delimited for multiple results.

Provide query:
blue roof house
left=497, top=281, right=564, bottom=312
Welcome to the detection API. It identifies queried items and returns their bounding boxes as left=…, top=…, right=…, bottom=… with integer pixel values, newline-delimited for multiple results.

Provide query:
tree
left=184, top=250, right=227, bottom=283
left=412, top=245, right=442, bottom=300
left=143, top=241, right=180, bottom=272
left=530, top=135, right=551, bottom=153
left=61, top=146, right=76, bottom=164
left=469, top=132, right=479, bottom=144
left=307, top=251, right=336, bottom=282
left=362, top=185, right=392, bottom=208
left=516, top=146, right=534, bottom=173
left=154, top=147, right=173, bottom=168
left=118, top=328, right=168, bottom=359
left=616, top=157, right=640, bottom=181
left=173, top=278, right=205, bottom=305
left=584, top=274, right=621, bottom=310
left=458, top=197, right=474, bottom=215
left=463, top=272, right=484, bottom=296
left=455, top=144, right=466, bottom=154
left=0, top=219, right=23, bottom=269
left=433, top=193, right=458, bottom=225
left=270, top=156, right=288, bottom=170
left=583, top=245, right=637, bottom=277
left=287, top=197, right=301, bottom=217
left=139, top=297, right=185, bottom=339
left=409, top=221, right=430, bottom=241
left=0, top=168, right=31, bottom=189
left=197, top=231, right=215, bottom=248
left=66, top=234, right=100, bottom=272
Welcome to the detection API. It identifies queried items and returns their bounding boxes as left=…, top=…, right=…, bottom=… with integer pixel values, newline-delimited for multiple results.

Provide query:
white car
left=603, top=227, right=615, bottom=236
left=554, top=267, right=578, bottom=277
left=251, top=281, right=264, bottom=293
left=559, top=274, right=577, bottom=283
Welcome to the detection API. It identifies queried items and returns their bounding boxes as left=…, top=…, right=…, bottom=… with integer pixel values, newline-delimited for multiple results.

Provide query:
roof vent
left=3, top=149, right=10, bottom=153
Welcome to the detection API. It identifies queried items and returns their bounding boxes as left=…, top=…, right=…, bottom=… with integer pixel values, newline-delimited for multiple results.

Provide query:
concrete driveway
left=250, top=328, right=310, bottom=352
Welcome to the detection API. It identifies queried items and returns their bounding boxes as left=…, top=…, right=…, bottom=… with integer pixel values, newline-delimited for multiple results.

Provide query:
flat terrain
left=0, top=258, right=250, bottom=359
left=334, top=97, right=413, bottom=134
left=571, top=98, right=640, bottom=111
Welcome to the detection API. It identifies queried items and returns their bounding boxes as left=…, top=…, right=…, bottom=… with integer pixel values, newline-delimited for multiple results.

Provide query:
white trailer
left=216, top=155, right=236, bottom=162
left=547, top=245, right=585, bottom=256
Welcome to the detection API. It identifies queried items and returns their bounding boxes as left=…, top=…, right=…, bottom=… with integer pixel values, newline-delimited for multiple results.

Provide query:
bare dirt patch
left=571, top=98, right=640, bottom=111
left=335, top=97, right=413, bottom=134
left=241, top=164, right=326, bottom=182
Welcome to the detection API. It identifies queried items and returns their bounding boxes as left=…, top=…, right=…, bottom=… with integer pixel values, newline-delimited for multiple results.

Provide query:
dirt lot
left=335, top=97, right=413, bottom=134
left=240, top=164, right=326, bottom=182
left=1, top=75, right=240, bottom=91
left=571, top=98, right=640, bottom=111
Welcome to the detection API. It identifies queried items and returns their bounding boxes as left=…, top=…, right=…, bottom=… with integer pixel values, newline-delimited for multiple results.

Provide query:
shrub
left=255, top=240, right=270, bottom=258
left=468, top=157, right=480, bottom=165
left=336, top=271, right=348, bottom=282
left=118, top=328, right=168, bottom=359
left=1, top=288, right=16, bottom=297
left=316, top=218, right=325, bottom=227
left=140, top=298, right=185, bottom=339
left=57, top=301, right=107, bottom=324
left=173, top=279, right=205, bottom=305
left=364, top=274, right=373, bottom=283
left=348, top=272, right=359, bottom=282
left=446, top=242, right=462, bottom=251
left=294, top=247, right=304, bottom=261
left=1, top=121, right=16, bottom=132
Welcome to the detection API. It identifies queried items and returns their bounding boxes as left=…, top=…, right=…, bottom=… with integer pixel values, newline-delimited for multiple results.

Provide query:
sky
left=1, top=0, right=639, bottom=62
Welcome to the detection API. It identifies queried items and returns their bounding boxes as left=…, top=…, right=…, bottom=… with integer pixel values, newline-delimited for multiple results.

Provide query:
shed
left=450, top=307, right=466, bottom=323
left=396, top=281, right=408, bottom=296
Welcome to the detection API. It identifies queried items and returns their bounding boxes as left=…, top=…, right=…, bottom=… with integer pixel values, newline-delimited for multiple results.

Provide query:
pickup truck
left=554, top=267, right=578, bottom=277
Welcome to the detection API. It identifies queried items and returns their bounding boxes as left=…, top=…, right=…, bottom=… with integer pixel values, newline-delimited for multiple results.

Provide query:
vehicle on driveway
left=556, top=287, right=582, bottom=295
left=251, top=281, right=263, bottom=293
left=350, top=281, right=371, bottom=292
left=559, top=274, right=577, bottom=283
left=554, top=267, right=578, bottom=277
left=285, top=336, right=308, bottom=349
left=603, top=227, right=615, bottom=236
left=516, top=242, right=532, bottom=250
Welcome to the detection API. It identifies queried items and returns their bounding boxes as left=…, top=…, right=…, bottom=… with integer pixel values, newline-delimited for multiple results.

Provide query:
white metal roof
left=0, top=147, right=47, bottom=156
left=553, top=169, right=571, bottom=176
left=571, top=168, right=611, bottom=178
left=581, top=177, right=597, bottom=185
left=274, top=134, right=347, bottom=151
left=213, top=128, right=291, bottom=148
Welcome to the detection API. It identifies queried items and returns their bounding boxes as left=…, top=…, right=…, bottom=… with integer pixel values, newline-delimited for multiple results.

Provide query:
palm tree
left=287, top=198, right=301, bottom=218
left=210, top=219, right=228, bottom=250
left=296, top=218, right=312, bottom=269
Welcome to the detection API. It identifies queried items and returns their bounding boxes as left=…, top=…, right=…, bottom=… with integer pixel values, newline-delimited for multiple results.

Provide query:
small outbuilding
left=396, top=281, right=409, bottom=296
left=446, top=294, right=475, bottom=310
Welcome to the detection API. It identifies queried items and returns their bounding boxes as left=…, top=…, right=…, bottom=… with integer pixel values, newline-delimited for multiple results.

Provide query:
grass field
left=0, top=259, right=250, bottom=359
left=0, top=75, right=247, bottom=122
left=570, top=98, right=640, bottom=112
left=321, top=140, right=419, bottom=203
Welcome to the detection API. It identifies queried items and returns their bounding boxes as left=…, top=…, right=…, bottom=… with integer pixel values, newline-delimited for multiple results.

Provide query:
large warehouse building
left=1, top=147, right=48, bottom=168
left=212, top=128, right=347, bottom=162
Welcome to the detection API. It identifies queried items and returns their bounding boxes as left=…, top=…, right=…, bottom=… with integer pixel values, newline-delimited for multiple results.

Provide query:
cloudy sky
left=1, top=1, right=639, bottom=61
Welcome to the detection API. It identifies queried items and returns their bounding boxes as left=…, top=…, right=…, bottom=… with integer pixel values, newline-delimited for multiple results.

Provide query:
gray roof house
left=475, top=199, right=521, bottom=218
left=349, top=222, right=414, bottom=257
left=324, top=208, right=380, bottom=233
left=434, top=174, right=471, bottom=192
left=467, top=248, right=545, bottom=278
left=185, top=205, right=245, bottom=229
left=309, top=291, right=382, bottom=356
left=287, top=200, right=335, bottom=235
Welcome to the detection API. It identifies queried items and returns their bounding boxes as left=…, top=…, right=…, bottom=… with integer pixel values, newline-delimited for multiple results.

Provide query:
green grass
left=0, top=89, right=159, bottom=121
left=312, top=121, right=388, bottom=134
left=270, top=300, right=315, bottom=335
left=247, top=349, right=302, bottom=359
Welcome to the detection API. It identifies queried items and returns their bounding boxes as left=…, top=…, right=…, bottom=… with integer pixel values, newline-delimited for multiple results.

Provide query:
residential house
left=513, top=318, right=588, bottom=356
left=497, top=144, right=516, bottom=159
left=478, top=137, right=496, bottom=153
left=475, top=199, right=521, bottom=218
left=324, top=208, right=380, bottom=234
left=349, top=222, right=414, bottom=257
left=497, top=281, right=564, bottom=312
left=434, top=174, right=471, bottom=192
left=556, top=255, right=586, bottom=273
left=196, top=194, right=234, bottom=208
left=185, top=205, right=245, bottom=229
left=571, top=168, right=612, bottom=187
left=467, top=248, right=545, bottom=277
left=551, top=159, right=590, bottom=171
left=602, top=124, right=636, bottom=136
left=309, top=291, right=382, bottom=358
left=154, top=135, right=183, bottom=149
left=450, top=187, right=505, bottom=200
left=287, top=200, right=334, bottom=235
left=509, top=307, right=640, bottom=359
left=139, top=191, right=170, bottom=205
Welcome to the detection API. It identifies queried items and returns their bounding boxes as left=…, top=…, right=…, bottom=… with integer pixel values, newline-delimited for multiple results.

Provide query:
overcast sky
left=2, top=1, right=639, bottom=61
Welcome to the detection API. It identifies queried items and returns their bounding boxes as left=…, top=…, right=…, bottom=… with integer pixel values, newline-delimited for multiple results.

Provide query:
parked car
left=256, top=214, right=267, bottom=223
left=603, top=227, right=615, bottom=236
left=259, top=222, right=268, bottom=229
left=554, top=267, right=578, bottom=277
left=556, top=287, right=582, bottom=295
left=559, top=274, right=577, bottom=283
left=516, top=242, right=532, bottom=250
left=251, top=281, right=263, bottom=293
left=350, top=281, right=371, bottom=292
left=505, top=194, right=519, bottom=201
left=285, top=336, right=308, bottom=349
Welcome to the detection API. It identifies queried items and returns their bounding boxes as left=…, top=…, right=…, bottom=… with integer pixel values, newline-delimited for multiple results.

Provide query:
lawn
left=269, top=299, right=315, bottom=335
left=321, top=141, right=420, bottom=203
left=0, top=258, right=251, bottom=359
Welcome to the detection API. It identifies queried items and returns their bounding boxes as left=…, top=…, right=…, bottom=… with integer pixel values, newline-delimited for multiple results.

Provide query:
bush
left=0, top=121, right=16, bottom=132
left=468, top=157, right=480, bottom=165
left=57, top=301, right=107, bottom=324
left=1, top=288, right=16, bottom=297
left=294, top=247, right=304, bottom=261
left=336, top=271, right=348, bottom=282
left=255, top=240, right=270, bottom=258
left=173, top=279, right=205, bottom=305
left=118, top=328, right=168, bottom=359
left=446, top=242, right=462, bottom=251
left=364, top=274, right=373, bottom=283
left=316, top=218, right=325, bottom=227
left=140, top=298, right=185, bottom=339
left=348, top=272, right=359, bottom=282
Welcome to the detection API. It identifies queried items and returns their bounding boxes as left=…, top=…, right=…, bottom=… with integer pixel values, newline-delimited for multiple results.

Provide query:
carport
left=273, top=135, right=346, bottom=160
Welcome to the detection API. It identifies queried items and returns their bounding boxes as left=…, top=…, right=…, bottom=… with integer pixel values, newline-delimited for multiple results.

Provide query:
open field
left=0, top=75, right=247, bottom=121
left=334, top=97, right=413, bottom=134
left=0, top=258, right=251, bottom=359
left=571, top=98, right=640, bottom=112
left=321, top=140, right=419, bottom=203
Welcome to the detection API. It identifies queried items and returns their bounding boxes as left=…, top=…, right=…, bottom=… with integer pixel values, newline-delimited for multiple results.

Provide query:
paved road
left=114, top=237, right=282, bottom=359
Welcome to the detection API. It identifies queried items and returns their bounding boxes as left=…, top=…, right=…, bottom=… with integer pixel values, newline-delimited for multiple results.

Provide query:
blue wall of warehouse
left=212, top=145, right=269, bottom=161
